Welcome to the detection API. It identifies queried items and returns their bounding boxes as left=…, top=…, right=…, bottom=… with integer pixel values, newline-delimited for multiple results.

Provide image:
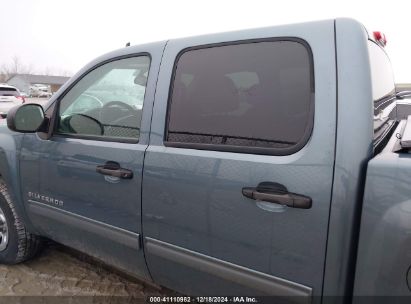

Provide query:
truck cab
left=0, top=18, right=406, bottom=302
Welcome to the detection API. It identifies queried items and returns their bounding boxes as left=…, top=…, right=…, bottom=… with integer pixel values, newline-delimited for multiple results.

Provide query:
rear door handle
left=242, top=181, right=312, bottom=209
left=96, top=161, right=133, bottom=179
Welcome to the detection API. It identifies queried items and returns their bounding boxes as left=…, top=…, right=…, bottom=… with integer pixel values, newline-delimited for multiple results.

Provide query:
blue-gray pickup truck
left=0, top=18, right=409, bottom=303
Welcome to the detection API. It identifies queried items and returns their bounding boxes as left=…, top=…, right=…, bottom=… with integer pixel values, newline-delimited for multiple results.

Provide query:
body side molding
left=28, top=200, right=141, bottom=250
left=145, top=237, right=312, bottom=301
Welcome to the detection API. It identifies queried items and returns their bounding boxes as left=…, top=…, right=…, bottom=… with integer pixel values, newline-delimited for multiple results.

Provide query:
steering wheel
left=81, top=93, right=104, bottom=107
left=100, top=101, right=140, bottom=138
left=102, top=101, right=135, bottom=112
left=100, top=101, right=136, bottom=123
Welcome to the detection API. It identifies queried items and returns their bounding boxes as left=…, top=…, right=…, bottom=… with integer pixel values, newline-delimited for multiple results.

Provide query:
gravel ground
left=0, top=243, right=164, bottom=302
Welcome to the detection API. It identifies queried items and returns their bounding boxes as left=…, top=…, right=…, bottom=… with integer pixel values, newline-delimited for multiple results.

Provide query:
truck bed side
left=354, top=121, right=411, bottom=296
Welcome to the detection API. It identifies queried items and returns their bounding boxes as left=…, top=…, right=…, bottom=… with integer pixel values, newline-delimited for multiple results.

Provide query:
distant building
left=6, top=74, right=70, bottom=94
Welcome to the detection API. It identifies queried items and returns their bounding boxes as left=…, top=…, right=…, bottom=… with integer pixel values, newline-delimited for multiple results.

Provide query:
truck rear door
left=143, top=21, right=337, bottom=299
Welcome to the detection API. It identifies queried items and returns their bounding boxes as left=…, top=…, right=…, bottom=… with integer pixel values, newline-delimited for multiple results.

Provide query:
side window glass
left=368, top=41, right=397, bottom=142
left=166, top=41, right=314, bottom=155
left=57, top=56, right=150, bottom=141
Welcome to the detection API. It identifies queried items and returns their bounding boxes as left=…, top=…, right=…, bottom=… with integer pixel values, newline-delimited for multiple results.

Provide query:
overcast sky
left=1, top=0, right=410, bottom=82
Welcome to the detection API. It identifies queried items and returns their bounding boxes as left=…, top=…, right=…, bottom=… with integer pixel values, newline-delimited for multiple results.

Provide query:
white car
left=0, top=84, right=24, bottom=117
left=29, top=84, right=52, bottom=98
left=38, top=91, right=52, bottom=98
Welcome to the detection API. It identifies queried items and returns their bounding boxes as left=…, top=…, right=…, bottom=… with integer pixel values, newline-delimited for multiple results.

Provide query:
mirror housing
left=7, top=104, right=46, bottom=133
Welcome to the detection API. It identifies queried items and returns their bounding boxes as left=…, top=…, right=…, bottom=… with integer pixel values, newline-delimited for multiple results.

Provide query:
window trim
left=164, top=37, right=315, bottom=156
left=50, top=53, right=152, bottom=144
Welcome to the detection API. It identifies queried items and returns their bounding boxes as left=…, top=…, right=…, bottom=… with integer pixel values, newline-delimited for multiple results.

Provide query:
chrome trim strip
left=28, top=200, right=140, bottom=250
left=145, top=237, right=312, bottom=301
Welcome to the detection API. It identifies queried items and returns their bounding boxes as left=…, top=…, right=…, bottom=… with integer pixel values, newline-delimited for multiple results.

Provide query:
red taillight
left=17, top=96, right=25, bottom=103
left=373, top=31, right=387, bottom=47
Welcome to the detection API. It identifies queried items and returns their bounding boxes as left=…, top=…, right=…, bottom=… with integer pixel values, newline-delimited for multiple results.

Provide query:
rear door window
left=165, top=40, right=314, bottom=155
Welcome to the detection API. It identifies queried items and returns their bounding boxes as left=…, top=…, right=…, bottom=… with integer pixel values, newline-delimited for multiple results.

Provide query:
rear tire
left=0, top=179, right=43, bottom=264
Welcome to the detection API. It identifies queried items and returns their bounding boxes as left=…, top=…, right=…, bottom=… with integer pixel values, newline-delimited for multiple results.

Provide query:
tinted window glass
left=368, top=41, right=396, bottom=142
left=166, top=40, right=314, bottom=154
left=57, top=56, right=150, bottom=140
left=368, top=41, right=395, bottom=101
left=369, top=41, right=396, bottom=112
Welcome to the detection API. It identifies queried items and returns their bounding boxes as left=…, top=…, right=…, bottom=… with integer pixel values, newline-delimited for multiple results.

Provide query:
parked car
left=29, top=88, right=52, bottom=98
left=38, top=91, right=52, bottom=98
left=19, top=91, right=29, bottom=99
left=0, top=84, right=24, bottom=117
left=30, top=84, right=49, bottom=92
left=0, top=18, right=409, bottom=301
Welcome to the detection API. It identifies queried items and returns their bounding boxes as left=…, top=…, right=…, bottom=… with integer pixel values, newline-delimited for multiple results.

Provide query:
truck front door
left=19, top=43, right=164, bottom=280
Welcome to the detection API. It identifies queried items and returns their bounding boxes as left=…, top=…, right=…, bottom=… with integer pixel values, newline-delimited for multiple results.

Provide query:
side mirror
left=66, top=114, right=104, bottom=136
left=7, top=104, right=45, bottom=133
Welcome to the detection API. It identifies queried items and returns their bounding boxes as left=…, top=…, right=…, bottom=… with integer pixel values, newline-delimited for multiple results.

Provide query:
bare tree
left=11, top=56, right=21, bottom=75
left=0, top=56, right=33, bottom=81
left=56, top=68, right=73, bottom=77
left=0, top=73, right=7, bottom=83
left=0, top=56, right=73, bottom=82
left=43, top=66, right=73, bottom=77
left=43, top=66, right=52, bottom=76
